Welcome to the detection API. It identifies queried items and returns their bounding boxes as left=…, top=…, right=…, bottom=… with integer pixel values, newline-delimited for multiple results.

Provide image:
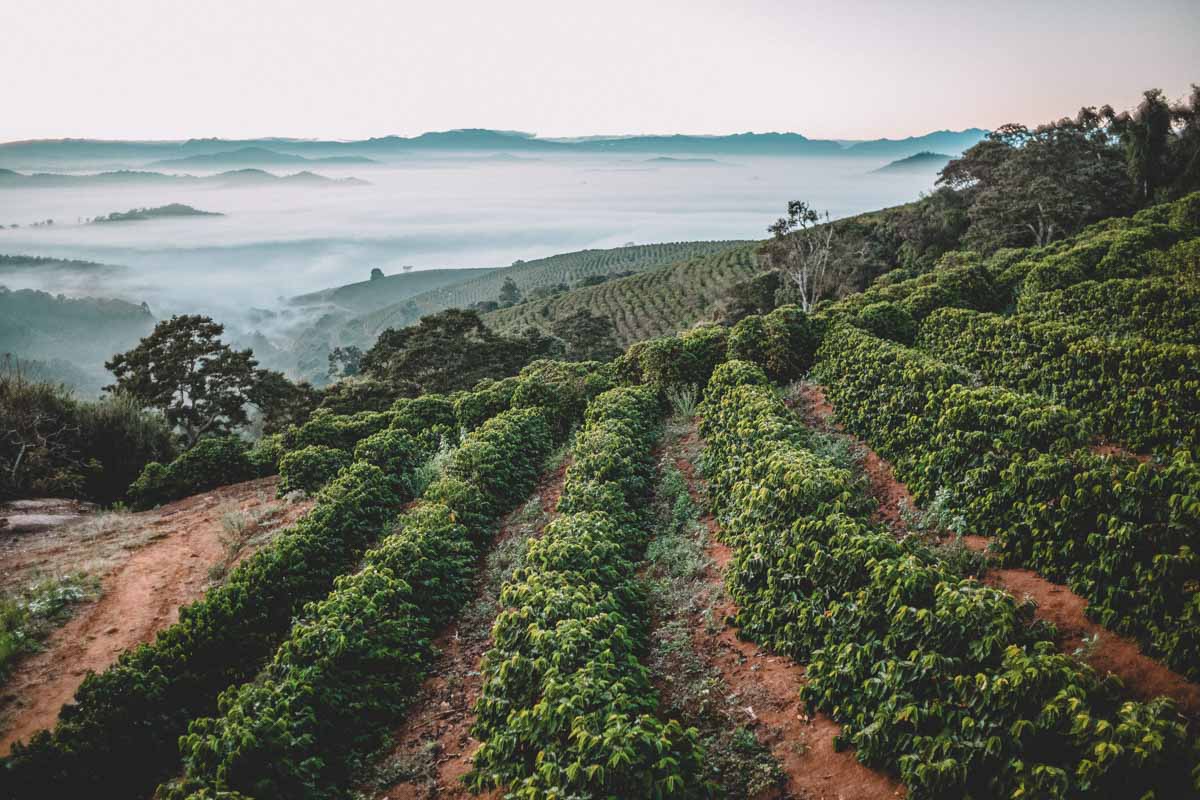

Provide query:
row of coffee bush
left=162, top=405, right=557, bottom=799
left=1016, top=277, right=1200, bottom=345
left=0, top=361, right=601, bottom=799
left=698, top=359, right=1198, bottom=799
left=467, top=386, right=709, bottom=797
left=918, top=307, right=1200, bottom=455
left=815, top=325, right=1200, bottom=679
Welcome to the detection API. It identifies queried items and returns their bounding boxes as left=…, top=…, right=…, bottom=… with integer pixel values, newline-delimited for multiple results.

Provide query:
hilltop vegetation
left=90, top=204, right=221, bottom=223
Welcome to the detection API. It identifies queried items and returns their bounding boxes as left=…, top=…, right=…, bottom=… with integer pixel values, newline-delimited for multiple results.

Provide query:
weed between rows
left=642, top=418, right=785, bottom=798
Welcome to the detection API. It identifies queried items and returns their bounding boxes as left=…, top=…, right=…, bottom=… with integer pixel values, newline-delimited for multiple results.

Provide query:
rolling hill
left=289, top=267, right=494, bottom=316
left=0, top=168, right=368, bottom=189
left=871, top=151, right=952, bottom=174
left=148, top=147, right=376, bottom=169
left=350, top=240, right=747, bottom=337
left=484, top=244, right=761, bottom=344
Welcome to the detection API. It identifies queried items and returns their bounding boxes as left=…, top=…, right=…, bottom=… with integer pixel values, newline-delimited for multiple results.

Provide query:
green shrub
left=854, top=300, right=917, bottom=344
left=127, top=436, right=255, bottom=509
left=277, top=445, right=352, bottom=496
left=246, top=433, right=285, bottom=477
left=353, top=429, right=422, bottom=495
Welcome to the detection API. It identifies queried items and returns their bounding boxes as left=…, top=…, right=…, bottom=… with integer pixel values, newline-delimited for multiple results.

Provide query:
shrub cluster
left=727, top=304, right=819, bottom=381
left=698, top=359, right=1198, bottom=799
left=816, top=325, right=1200, bottom=678
left=128, top=435, right=258, bottom=508
left=918, top=307, right=1200, bottom=454
left=1016, top=277, right=1200, bottom=345
left=468, top=386, right=708, bottom=798
left=163, top=405, right=556, bottom=800
left=0, top=374, right=174, bottom=504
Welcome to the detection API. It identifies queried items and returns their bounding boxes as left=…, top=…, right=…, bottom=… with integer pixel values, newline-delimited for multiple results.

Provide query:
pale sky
left=4, top=0, right=1198, bottom=141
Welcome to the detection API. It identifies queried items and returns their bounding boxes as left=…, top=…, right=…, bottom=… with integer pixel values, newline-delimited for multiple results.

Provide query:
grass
left=0, top=573, right=99, bottom=677
left=641, top=427, right=785, bottom=798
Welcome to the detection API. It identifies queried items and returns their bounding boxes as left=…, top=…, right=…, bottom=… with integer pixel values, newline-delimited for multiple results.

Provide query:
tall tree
left=764, top=201, right=862, bottom=312
left=498, top=277, right=522, bottom=307
left=106, top=315, right=259, bottom=447
left=1105, top=89, right=1174, bottom=204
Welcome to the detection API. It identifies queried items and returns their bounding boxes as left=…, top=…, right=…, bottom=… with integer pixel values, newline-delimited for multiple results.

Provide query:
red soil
left=367, top=457, right=572, bottom=800
left=676, top=432, right=905, bottom=800
left=0, top=477, right=313, bottom=754
left=960, top=537, right=1200, bottom=715
left=791, top=384, right=914, bottom=532
left=798, top=385, right=1200, bottom=719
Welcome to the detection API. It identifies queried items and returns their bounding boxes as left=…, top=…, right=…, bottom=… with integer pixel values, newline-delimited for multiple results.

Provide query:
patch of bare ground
left=797, top=383, right=1200, bottom=719
left=790, top=383, right=913, bottom=532
left=361, top=455, right=572, bottom=800
left=672, top=426, right=905, bottom=800
left=0, top=476, right=313, bottom=754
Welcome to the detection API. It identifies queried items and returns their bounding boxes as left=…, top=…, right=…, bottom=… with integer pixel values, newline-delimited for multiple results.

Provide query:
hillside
left=0, top=287, right=155, bottom=393
left=347, top=240, right=746, bottom=337
left=870, top=150, right=951, bottom=174
left=290, top=267, right=493, bottom=315
left=148, top=147, right=376, bottom=168
left=485, top=244, right=760, bottom=344
left=91, top=204, right=222, bottom=223
left=0, top=254, right=122, bottom=277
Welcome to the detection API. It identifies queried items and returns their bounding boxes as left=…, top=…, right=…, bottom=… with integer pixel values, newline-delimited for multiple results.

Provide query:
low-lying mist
left=0, top=151, right=941, bottom=387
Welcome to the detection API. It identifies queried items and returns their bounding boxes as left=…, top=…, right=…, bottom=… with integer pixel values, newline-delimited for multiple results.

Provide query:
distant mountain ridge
left=0, top=128, right=989, bottom=166
left=149, top=146, right=377, bottom=168
left=0, top=168, right=369, bottom=188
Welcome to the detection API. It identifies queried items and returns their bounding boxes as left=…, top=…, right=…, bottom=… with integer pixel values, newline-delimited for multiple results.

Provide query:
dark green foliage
left=276, top=444, right=352, bottom=496
left=390, top=393, right=456, bottom=452
left=469, top=386, right=709, bottom=798
left=360, top=309, right=560, bottom=394
left=106, top=315, right=259, bottom=447
left=1016, top=277, right=1200, bottom=344
left=318, top=376, right=409, bottom=414
left=817, top=325, right=1200, bottom=678
left=353, top=429, right=422, bottom=495
left=854, top=300, right=917, bottom=344
left=698, top=359, right=1198, bottom=799
left=245, top=369, right=320, bottom=435
left=0, top=366, right=174, bottom=504
left=286, top=408, right=392, bottom=452
left=452, top=376, right=518, bottom=432
left=549, top=308, right=622, bottom=362
left=918, top=307, right=1200, bottom=454
left=128, top=436, right=256, bottom=509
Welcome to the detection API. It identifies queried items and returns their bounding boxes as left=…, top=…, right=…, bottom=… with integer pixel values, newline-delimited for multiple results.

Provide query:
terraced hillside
left=289, top=267, right=490, bottom=315
left=486, top=244, right=760, bottom=344
left=354, top=240, right=746, bottom=335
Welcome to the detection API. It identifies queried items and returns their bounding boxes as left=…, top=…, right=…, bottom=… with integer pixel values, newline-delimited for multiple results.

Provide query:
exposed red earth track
left=0, top=476, right=314, bottom=754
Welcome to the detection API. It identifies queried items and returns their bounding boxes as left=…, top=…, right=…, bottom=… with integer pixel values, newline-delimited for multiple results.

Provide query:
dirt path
left=363, top=457, right=571, bottom=800
left=674, top=429, right=905, bottom=800
left=0, top=477, right=313, bottom=754
left=794, top=383, right=1200, bottom=718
